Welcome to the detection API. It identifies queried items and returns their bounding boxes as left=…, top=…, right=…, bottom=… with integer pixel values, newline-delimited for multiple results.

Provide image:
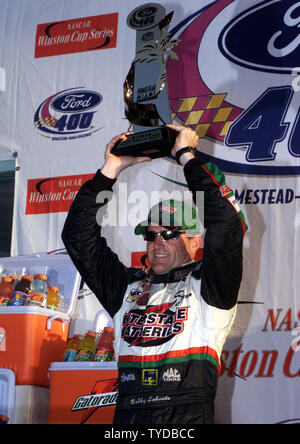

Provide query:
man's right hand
left=100, top=132, right=152, bottom=179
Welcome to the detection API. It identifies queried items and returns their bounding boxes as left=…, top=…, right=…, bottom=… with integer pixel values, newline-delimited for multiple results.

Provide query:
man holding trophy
left=62, top=4, right=247, bottom=424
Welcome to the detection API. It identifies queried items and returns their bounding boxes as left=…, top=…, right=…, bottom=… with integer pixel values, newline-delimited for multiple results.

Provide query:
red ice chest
left=0, top=254, right=81, bottom=387
left=48, top=362, right=118, bottom=424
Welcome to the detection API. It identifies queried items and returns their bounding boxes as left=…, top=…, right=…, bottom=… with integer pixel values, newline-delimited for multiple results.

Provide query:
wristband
left=175, top=146, right=196, bottom=165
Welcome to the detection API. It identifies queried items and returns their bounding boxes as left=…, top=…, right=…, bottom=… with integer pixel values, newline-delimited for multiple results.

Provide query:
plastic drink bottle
left=31, top=274, right=48, bottom=307
left=75, top=332, right=97, bottom=361
left=62, top=334, right=81, bottom=362
left=8, top=275, right=32, bottom=306
left=15, top=275, right=32, bottom=294
left=32, top=274, right=48, bottom=294
left=10, top=275, right=19, bottom=288
left=47, top=286, right=60, bottom=311
left=25, top=295, right=45, bottom=307
left=94, top=327, right=114, bottom=362
left=0, top=415, right=9, bottom=424
left=0, top=277, right=14, bottom=306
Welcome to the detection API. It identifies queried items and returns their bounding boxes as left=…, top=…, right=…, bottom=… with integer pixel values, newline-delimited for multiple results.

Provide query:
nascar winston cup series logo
left=34, top=87, right=103, bottom=141
left=166, top=0, right=300, bottom=175
left=34, top=13, right=118, bottom=58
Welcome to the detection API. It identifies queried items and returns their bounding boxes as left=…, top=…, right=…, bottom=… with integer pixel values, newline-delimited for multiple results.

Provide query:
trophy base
left=110, top=126, right=177, bottom=159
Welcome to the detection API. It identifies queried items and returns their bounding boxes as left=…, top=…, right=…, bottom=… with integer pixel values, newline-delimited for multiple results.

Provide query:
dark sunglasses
left=142, top=229, right=185, bottom=242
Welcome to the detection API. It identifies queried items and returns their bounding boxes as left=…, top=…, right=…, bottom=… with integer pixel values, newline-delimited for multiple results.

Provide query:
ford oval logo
left=51, top=90, right=102, bottom=113
left=127, top=3, right=166, bottom=30
left=219, top=0, right=300, bottom=74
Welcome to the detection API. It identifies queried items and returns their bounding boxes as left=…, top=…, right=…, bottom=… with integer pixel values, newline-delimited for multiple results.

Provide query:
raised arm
left=166, top=123, right=247, bottom=309
left=184, top=156, right=247, bottom=309
left=62, top=132, right=152, bottom=317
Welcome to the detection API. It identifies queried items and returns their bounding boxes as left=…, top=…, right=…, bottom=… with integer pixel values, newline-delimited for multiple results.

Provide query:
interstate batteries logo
left=34, top=87, right=103, bottom=141
left=35, top=13, right=118, bottom=58
left=166, top=0, right=300, bottom=175
left=122, top=305, right=188, bottom=347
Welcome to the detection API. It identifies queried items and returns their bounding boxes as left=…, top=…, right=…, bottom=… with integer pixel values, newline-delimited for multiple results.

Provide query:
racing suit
left=62, top=157, right=247, bottom=424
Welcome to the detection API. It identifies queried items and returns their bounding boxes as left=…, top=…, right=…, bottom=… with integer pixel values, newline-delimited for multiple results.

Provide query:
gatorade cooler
left=0, top=253, right=81, bottom=387
left=48, top=361, right=118, bottom=424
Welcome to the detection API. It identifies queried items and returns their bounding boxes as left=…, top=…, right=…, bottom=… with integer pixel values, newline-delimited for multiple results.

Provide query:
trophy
left=111, top=3, right=180, bottom=159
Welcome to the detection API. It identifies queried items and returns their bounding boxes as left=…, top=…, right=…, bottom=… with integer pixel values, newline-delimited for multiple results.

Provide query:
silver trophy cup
left=111, top=3, right=180, bottom=159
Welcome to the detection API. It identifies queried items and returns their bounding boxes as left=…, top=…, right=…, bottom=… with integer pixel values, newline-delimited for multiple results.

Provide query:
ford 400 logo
left=166, top=0, right=300, bottom=175
left=219, top=0, right=300, bottom=74
left=34, top=87, right=103, bottom=141
left=51, top=90, right=102, bottom=113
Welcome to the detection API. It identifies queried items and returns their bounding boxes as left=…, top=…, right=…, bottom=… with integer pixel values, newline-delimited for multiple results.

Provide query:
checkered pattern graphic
left=35, top=116, right=57, bottom=128
left=171, top=93, right=242, bottom=141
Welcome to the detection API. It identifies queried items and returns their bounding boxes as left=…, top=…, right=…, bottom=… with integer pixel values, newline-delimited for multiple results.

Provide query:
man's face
left=146, top=225, right=195, bottom=275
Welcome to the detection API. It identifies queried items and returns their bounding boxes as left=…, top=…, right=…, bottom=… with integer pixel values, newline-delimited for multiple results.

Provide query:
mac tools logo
left=167, top=0, right=300, bottom=175
left=34, top=87, right=103, bottom=141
